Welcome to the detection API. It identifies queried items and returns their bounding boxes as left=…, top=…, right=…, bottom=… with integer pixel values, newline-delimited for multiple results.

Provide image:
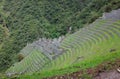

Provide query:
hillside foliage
left=0, top=0, right=120, bottom=72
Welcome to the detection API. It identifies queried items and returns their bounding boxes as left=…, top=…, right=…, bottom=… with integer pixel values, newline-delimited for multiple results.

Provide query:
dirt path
left=94, top=70, right=120, bottom=79
left=45, top=69, right=120, bottom=79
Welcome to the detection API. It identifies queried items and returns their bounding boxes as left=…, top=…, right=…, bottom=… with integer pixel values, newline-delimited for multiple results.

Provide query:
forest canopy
left=0, top=0, right=120, bottom=71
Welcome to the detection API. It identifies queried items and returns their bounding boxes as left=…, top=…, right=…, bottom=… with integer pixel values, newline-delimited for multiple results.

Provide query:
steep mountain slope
left=0, top=0, right=11, bottom=72
left=5, top=8, right=120, bottom=79
left=0, top=0, right=120, bottom=77
left=1, top=0, right=120, bottom=72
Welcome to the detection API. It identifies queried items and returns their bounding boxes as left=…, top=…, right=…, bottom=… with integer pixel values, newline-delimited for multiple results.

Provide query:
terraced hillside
left=4, top=8, right=120, bottom=79
left=0, top=0, right=120, bottom=73
left=40, top=19, right=120, bottom=72
left=6, top=36, right=65, bottom=76
left=5, top=18, right=120, bottom=78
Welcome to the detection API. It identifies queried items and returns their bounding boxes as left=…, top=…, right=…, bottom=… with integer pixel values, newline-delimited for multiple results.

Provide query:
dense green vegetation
left=0, top=0, right=120, bottom=77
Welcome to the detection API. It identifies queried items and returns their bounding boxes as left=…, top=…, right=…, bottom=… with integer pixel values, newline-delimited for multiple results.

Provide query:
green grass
left=19, top=46, right=120, bottom=79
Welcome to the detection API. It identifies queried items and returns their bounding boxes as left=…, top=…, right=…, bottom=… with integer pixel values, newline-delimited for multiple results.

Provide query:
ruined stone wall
left=19, top=36, right=65, bottom=60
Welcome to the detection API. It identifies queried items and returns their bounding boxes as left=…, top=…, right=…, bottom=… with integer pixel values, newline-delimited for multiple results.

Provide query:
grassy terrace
left=6, top=49, right=51, bottom=75
left=4, top=19, right=120, bottom=79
